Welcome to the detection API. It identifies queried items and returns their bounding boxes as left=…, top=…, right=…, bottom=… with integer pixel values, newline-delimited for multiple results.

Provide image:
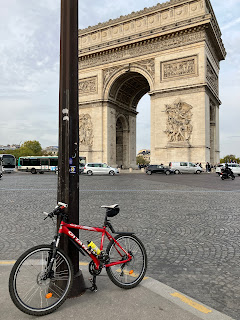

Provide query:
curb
left=141, top=277, right=234, bottom=320
left=1, top=260, right=234, bottom=320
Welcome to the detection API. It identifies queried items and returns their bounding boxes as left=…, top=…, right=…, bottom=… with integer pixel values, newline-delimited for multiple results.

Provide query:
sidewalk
left=0, top=263, right=234, bottom=320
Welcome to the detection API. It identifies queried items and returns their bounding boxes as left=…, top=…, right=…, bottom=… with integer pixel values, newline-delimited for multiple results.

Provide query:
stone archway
left=107, top=71, right=151, bottom=168
left=78, top=0, right=226, bottom=167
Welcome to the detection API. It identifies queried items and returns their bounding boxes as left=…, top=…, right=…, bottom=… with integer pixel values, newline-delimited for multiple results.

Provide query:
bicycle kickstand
left=88, top=275, right=98, bottom=292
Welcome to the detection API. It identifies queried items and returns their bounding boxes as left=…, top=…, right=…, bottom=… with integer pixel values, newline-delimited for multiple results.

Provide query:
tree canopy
left=220, top=154, right=240, bottom=163
left=0, top=140, right=43, bottom=159
left=136, top=155, right=150, bottom=165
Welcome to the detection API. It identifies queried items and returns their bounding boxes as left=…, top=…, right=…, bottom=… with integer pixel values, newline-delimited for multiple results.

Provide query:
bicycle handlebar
left=43, top=202, right=68, bottom=220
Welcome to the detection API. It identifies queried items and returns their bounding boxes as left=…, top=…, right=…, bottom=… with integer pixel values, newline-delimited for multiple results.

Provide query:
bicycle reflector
left=129, top=270, right=134, bottom=275
left=45, top=293, right=53, bottom=299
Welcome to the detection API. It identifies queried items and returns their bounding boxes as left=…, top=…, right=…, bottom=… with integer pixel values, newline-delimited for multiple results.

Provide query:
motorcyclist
left=221, top=164, right=234, bottom=178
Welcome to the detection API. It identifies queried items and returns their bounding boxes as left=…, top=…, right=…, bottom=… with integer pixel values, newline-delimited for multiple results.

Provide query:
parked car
left=146, top=165, right=172, bottom=175
left=83, top=163, right=119, bottom=175
left=216, top=163, right=240, bottom=176
left=169, top=162, right=202, bottom=174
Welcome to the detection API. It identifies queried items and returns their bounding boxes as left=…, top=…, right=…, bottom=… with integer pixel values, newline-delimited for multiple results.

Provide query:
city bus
left=17, top=156, right=86, bottom=174
left=0, top=154, right=16, bottom=173
left=18, top=156, right=58, bottom=174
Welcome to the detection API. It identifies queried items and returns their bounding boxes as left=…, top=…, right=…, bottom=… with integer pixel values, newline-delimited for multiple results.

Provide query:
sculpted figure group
left=165, top=99, right=193, bottom=143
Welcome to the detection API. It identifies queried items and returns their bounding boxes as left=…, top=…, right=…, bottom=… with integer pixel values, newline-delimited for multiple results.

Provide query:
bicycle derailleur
left=87, top=252, right=110, bottom=292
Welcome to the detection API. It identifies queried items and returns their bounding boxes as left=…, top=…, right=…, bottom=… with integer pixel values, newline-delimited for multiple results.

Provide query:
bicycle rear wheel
left=106, top=234, right=147, bottom=289
left=9, top=245, right=73, bottom=316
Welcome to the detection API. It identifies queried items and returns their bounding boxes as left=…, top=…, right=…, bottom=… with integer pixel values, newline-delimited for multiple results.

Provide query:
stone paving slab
left=0, top=264, right=234, bottom=320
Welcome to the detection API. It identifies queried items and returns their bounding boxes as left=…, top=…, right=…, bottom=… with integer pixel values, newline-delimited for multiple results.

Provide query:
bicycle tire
left=9, top=244, right=73, bottom=316
left=106, top=234, right=147, bottom=289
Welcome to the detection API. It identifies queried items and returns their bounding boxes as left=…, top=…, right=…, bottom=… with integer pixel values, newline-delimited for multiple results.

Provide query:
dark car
left=146, top=165, right=172, bottom=175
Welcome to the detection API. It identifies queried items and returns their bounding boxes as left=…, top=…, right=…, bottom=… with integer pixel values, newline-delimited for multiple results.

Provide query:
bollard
left=129, top=168, right=133, bottom=173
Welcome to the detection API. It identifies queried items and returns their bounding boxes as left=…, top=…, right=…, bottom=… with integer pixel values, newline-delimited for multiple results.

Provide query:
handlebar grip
left=58, top=202, right=68, bottom=208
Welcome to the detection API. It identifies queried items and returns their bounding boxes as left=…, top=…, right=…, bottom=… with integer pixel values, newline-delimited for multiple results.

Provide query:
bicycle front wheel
left=9, top=245, right=73, bottom=316
left=106, top=234, right=147, bottom=289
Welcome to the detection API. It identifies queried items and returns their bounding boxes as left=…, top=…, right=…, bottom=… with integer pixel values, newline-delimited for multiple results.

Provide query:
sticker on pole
left=69, top=166, right=76, bottom=174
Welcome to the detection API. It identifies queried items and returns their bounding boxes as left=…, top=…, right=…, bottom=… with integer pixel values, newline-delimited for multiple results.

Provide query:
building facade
left=78, top=0, right=226, bottom=167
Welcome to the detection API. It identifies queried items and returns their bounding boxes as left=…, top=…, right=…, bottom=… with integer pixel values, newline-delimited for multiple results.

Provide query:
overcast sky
left=0, top=0, right=239, bottom=157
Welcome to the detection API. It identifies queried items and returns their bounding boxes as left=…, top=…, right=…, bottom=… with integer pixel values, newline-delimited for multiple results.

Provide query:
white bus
left=18, top=156, right=58, bottom=174
left=0, top=154, right=16, bottom=173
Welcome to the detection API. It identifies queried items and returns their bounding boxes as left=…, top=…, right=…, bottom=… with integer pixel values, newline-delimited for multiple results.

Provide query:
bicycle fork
left=44, top=236, right=60, bottom=280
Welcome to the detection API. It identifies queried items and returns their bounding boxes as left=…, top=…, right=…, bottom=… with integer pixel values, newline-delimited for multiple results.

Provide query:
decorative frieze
left=79, top=29, right=205, bottom=70
left=78, top=76, right=98, bottom=95
left=78, top=0, right=205, bottom=50
left=161, top=55, right=198, bottom=81
left=165, top=99, right=193, bottom=142
left=79, top=114, right=93, bottom=146
left=206, top=59, right=218, bottom=94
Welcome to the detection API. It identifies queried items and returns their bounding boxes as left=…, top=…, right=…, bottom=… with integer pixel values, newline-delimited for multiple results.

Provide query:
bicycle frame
left=58, top=221, right=132, bottom=270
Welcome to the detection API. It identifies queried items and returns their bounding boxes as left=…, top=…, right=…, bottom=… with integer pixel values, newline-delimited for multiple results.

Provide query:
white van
left=216, top=163, right=240, bottom=176
left=169, top=162, right=202, bottom=174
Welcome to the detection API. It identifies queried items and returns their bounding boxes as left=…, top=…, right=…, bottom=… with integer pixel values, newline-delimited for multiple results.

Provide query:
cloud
left=222, top=17, right=240, bottom=30
left=0, top=0, right=239, bottom=158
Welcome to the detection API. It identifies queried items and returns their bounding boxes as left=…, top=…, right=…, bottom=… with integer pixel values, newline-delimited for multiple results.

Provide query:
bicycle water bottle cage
left=101, top=204, right=120, bottom=217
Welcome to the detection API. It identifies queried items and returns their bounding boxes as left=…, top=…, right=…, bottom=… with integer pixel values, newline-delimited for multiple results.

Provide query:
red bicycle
left=9, top=202, right=147, bottom=316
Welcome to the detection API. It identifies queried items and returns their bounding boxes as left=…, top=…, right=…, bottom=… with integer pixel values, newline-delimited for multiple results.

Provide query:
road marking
left=0, top=260, right=16, bottom=265
left=171, top=292, right=212, bottom=314
left=1, top=188, right=240, bottom=193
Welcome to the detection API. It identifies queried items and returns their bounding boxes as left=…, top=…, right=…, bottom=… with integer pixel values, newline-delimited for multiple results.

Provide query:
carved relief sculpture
left=79, top=114, right=93, bottom=146
left=161, top=55, right=197, bottom=81
left=206, top=59, right=218, bottom=94
left=165, top=100, right=193, bottom=142
left=79, top=76, right=98, bottom=95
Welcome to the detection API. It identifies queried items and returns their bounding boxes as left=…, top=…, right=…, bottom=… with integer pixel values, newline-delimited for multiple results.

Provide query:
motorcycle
left=220, top=172, right=235, bottom=180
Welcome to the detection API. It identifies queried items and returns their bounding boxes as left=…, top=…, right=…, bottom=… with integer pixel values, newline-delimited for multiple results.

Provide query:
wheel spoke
left=10, top=246, right=73, bottom=316
left=106, top=235, right=147, bottom=289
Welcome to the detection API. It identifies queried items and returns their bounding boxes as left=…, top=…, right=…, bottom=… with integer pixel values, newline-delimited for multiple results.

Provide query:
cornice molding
left=78, top=0, right=200, bottom=35
left=79, top=26, right=206, bottom=70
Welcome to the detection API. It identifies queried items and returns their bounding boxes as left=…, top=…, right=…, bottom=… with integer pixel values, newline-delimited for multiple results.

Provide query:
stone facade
left=78, top=0, right=226, bottom=167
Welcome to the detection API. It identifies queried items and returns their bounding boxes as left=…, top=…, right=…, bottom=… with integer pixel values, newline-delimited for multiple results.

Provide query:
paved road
left=1, top=172, right=240, bottom=319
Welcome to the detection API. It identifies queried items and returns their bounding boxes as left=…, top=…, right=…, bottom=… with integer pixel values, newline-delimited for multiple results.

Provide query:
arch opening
left=108, top=71, right=150, bottom=168
left=109, top=71, right=150, bottom=109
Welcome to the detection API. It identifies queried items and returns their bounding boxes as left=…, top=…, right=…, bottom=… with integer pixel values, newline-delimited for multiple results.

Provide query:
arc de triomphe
left=78, top=0, right=226, bottom=168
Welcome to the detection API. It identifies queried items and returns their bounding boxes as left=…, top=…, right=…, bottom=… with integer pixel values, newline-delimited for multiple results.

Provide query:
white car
left=83, top=163, right=119, bottom=176
left=216, top=163, right=240, bottom=176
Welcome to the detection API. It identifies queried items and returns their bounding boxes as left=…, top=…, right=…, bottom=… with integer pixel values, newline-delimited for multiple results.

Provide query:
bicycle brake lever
left=43, top=212, right=49, bottom=220
left=43, top=212, right=54, bottom=220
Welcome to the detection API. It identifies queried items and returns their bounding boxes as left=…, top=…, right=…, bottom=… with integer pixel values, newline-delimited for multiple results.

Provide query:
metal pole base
left=69, top=270, right=86, bottom=298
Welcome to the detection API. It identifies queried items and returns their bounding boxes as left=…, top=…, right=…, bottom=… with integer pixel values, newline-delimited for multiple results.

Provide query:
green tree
left=136, top=155, right=149, bottom=166
left=220, top=154, right=240, bottom=163
left=0, top=140, right=42, bottom=160
left=21, top=140, right=42, bottom=155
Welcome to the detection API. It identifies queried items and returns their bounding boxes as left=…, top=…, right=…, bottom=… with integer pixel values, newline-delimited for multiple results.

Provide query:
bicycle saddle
left=101, top=204, right=119, bottom=209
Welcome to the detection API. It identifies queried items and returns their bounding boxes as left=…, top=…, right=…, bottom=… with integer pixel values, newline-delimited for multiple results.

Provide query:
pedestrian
left=206, top=162, right=210, bottom=173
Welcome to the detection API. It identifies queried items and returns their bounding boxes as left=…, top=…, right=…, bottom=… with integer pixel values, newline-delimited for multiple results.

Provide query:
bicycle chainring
left=89, top=261, right=102, bottom=276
